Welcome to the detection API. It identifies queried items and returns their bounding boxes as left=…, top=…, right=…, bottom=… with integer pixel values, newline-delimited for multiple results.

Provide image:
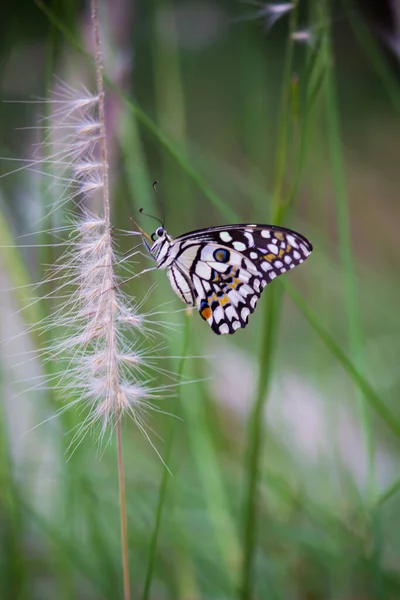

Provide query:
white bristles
left=4, top=82, right=175, bottom=450
left=291, top=29, right=315, bottom=47
left=232, top=2, right=294, bottom=29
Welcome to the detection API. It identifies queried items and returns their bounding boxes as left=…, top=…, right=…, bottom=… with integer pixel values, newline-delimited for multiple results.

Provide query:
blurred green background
left=1, top=0, right=400, bottom=598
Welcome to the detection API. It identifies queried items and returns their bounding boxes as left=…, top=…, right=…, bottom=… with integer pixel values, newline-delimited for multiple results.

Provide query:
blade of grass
left=342, top=0, right=400, bottom=113
left=322, top=2, right=375, bottom=501
left=376, top=477, right=400, bottom=507
left=240, top=4, right=300, bottom=598
left=0, top=366, right=29, bottom=600
left=182, top=338, right=241, bottom=595
left=283, top=280, right=400, bottom=439
left=142, top=318, right=192, bottom=600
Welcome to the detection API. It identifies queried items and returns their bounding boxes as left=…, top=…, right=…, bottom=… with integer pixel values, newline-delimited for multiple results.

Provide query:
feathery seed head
left=17, top=83, right=173, bottom=448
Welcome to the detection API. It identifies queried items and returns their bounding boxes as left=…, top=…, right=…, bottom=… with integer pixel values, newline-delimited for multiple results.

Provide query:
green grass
left=1, top=1, right=400, bottom=599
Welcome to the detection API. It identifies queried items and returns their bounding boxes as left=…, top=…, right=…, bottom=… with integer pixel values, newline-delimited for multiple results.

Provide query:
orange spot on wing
left=278, top=248, right=285, bottom=258
left=275, top=231, right=284, bottom=241
left=264, top=253, right=276, bottom=262
left=220, top=295, right=230, bottom=306
left=201, top=306, right=212, bottom=320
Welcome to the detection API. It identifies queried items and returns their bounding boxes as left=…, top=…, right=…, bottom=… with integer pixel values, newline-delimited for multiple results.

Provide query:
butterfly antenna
left=152, top=180, right=166, bottom=227
left=138, top=208, right=163, bottom=227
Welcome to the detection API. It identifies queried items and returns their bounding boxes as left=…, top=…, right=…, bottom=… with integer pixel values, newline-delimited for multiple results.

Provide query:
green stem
left=240, top=5, right=299, bottom=599
left=323, top=3, right=374, bottom=501
left=142, top=319, right=190, bottom=600
left=284, top=280, right=400, bottom=439
left=116, top=419, right=130, bottom=600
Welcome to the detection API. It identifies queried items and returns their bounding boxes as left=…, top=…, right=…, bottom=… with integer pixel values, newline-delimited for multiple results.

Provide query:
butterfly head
left=148, top=226, right=173, bottom=266
left=151, top=226, right=166, bottom=243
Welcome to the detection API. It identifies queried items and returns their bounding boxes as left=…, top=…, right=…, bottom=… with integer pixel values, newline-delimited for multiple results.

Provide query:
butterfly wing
left=170, top=224, right=312, bottom=335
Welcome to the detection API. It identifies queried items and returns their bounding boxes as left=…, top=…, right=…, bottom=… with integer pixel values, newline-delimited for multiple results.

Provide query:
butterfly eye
left=156, top=227, right=164, bottom=237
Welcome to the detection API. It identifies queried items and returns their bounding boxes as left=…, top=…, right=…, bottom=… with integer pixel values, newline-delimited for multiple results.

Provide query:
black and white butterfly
left=146, top=223, right=312, bottom=335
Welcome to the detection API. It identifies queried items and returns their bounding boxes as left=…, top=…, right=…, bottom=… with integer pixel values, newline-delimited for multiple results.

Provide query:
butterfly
left=146, top=223, right=312, bottom=335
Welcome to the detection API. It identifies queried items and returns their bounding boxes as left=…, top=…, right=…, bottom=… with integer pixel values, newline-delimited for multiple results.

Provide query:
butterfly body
left=148, top=224, right=312, bottom=335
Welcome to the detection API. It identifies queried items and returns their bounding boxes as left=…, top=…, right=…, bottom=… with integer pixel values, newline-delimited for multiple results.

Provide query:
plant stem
left=91, top=0, right=110, bottom=224
left=240, top=4, right=299, bottom=598
left=116, top=418, right=131, bottom=600
left=91, top=2, right=130, bottom=598
left=142, top=319, right=190, bottom=600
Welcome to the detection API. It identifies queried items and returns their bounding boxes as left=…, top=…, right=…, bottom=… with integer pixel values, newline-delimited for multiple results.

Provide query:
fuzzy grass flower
left=17, top=78, right=167, bottom=448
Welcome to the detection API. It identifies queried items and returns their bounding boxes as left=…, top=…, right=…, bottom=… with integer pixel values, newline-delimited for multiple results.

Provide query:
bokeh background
left=1, top=0, right=400, bottom=598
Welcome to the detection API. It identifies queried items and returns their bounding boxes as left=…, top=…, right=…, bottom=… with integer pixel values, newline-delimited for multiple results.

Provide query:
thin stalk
left=91, top=1, right=130, bottom=598
left=91, top=0, right=110, bottom=223
left=322, top=3, right=375, bottom=501
left=116, top=419, right=130, bottom=600
left=240, top=4, right=299, bottom=599
left=341, top=0, right=400, bottom=114
left=0, top=368, right=29, bottom=600
left=283, top=280, right=400, bottom=439
left=376, top=477, right=400, bottom=507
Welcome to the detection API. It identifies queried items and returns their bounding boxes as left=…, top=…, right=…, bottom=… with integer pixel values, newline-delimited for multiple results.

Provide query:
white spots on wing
left=253, top=279, right=261, bottom=292
left=233, top=241, right=246, bottom=252
left=177, top=244, right=200, bottom=269
left=280, top=267, right=287, bottom=273
left=203, top=281, right=211, bottom=291
left=241, top=307, right=250, bottom=322
left=280, top=241, right=286, bottom=249
left=195, top=262, right=211, bottom=280
left=171, top=267, right=187, bottom=291
left=269, top=272, right=277, bottom=280
left=167, top=266, right=193, bottom=305
left=229, top=289, right=244, bottom=306
left=220, top=231, right=232, bottom=243
left=284, top=255, right=292, bottom=264
left=293, top=250, right=301, bottom=260
left=261, top=262, right=272, bottom=272
left=250, top=295, right=258, bottom=309
left=192, top=274, right=206, bottom=299
left=250, top=251, right=258, bottom=260
left=226, top=305, right=238, bottom=321
left=287, top=235, right=299, bottom=248
left=289, top=263, right=295, bottom=269
left=300, top=243, right=310, bottom=256
left=219, top=323, right=229, bottom=334
left=244, top=258, right=259, bottom=276
left=232, top=321, right=241, bottom=331
left=261, top=230, right=271, bottom=239
left=226, top=252, right=242, bottom=267
left=274, top=260, right=283, bottom=269
left=214, top=306, right=224, bottom=324
left=243, top=232, right=255, bottom=247
left=239, top=284, right=253, bottom=297
left=268, top=244, right=279, bottom=255
left=156, top=240, right=170, bottom=265
left=237, top=269, right=251, bottom=283
left=261, top=280, right=267, bottom=287
left=208, top=262, right=231, bottom=273
left=200, top=246, right=217, bottom=261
